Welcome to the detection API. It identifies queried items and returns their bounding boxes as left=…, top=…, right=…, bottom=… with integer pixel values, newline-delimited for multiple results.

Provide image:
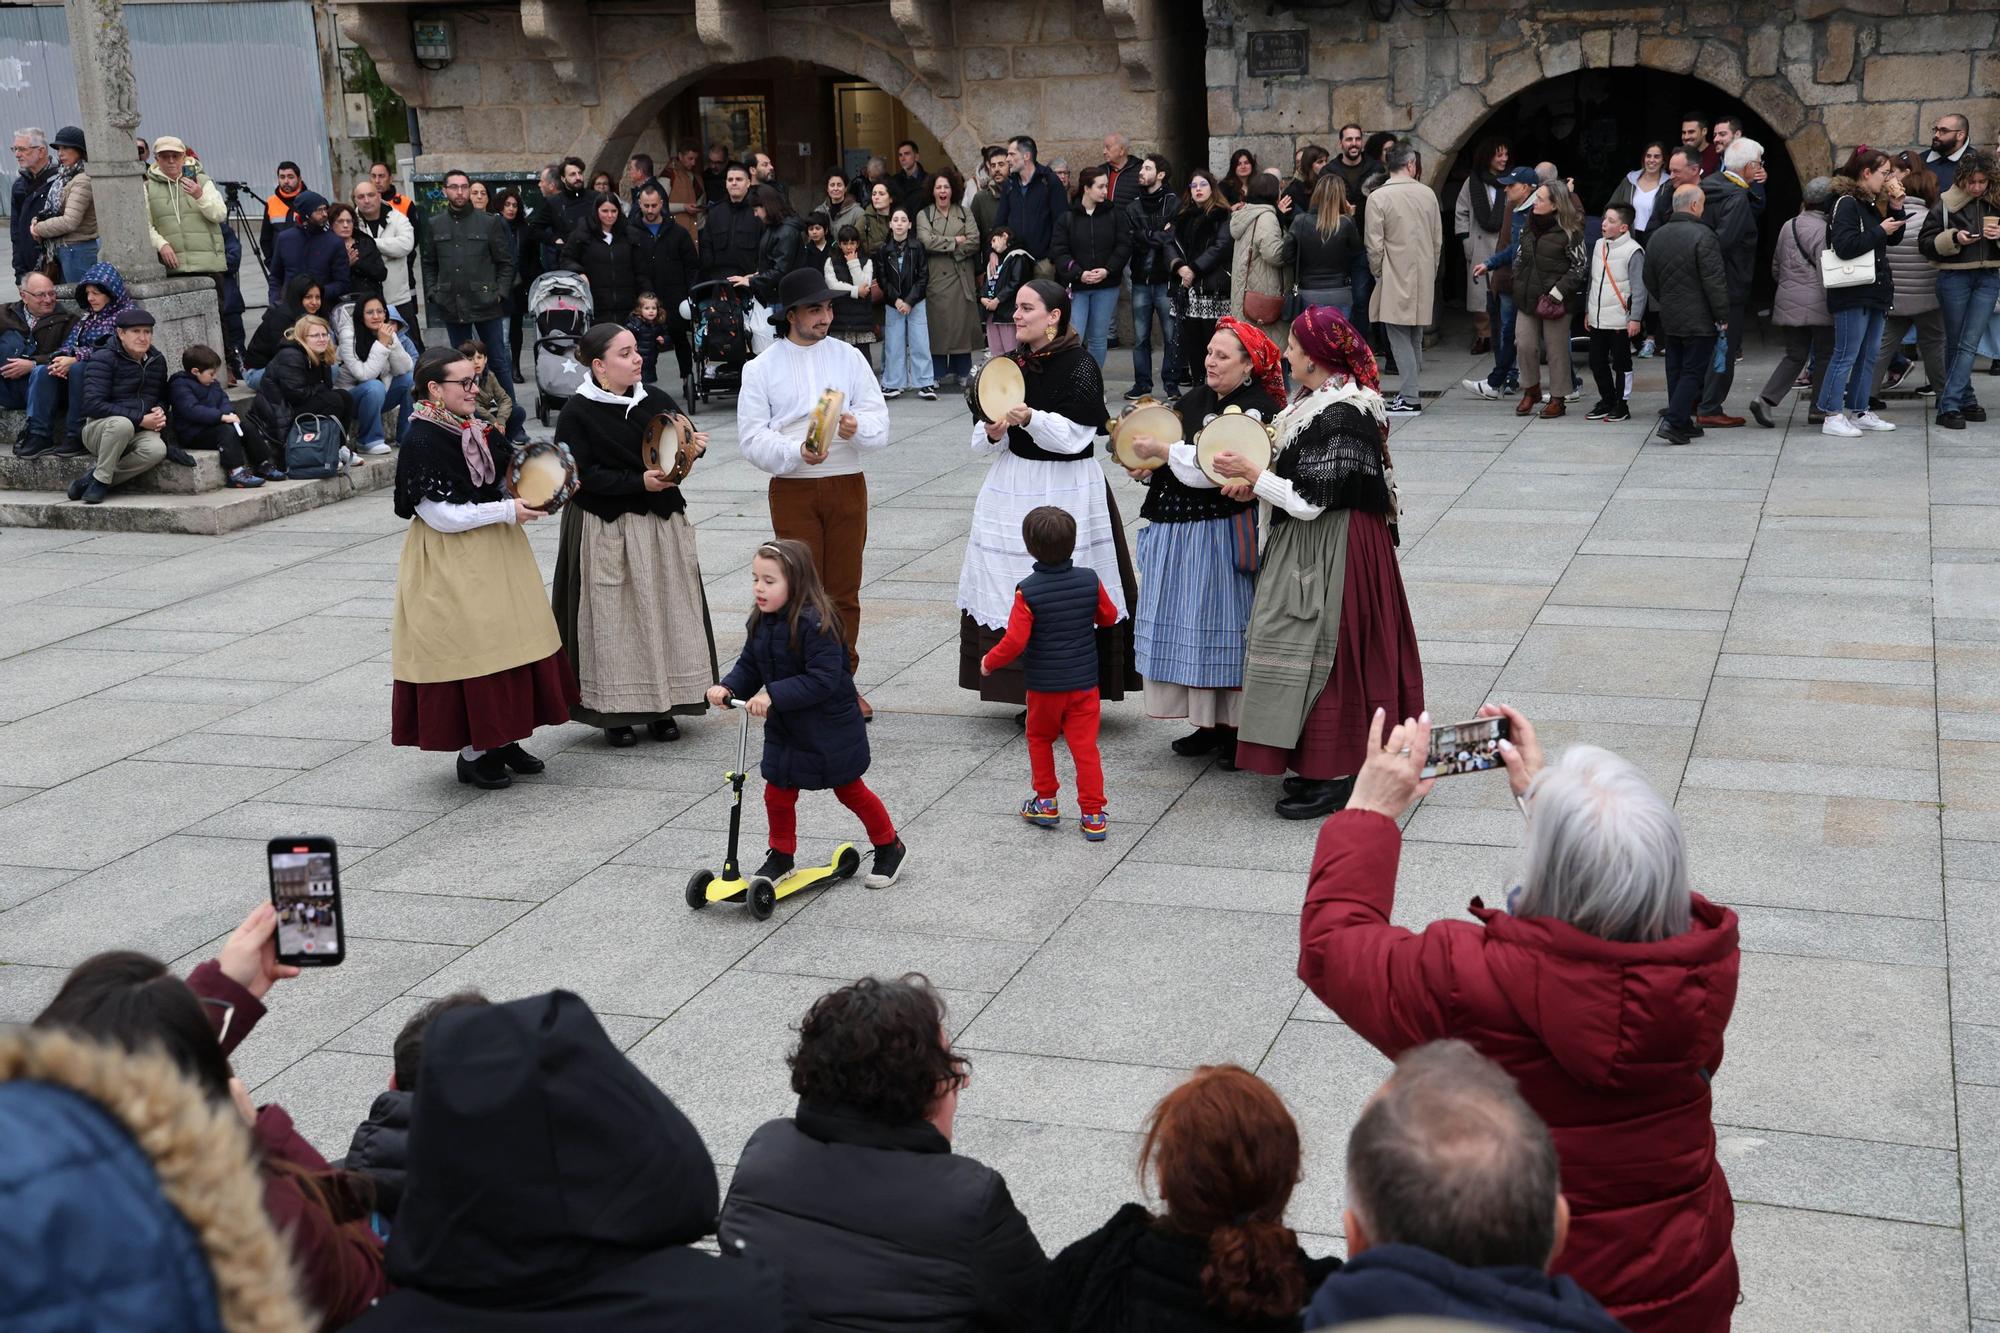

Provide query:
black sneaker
left=1605, top=403, right=1631, bottom=423
left=1123, top=386, right=1148, bottom=401
left=1749, top=398, right=1774, bottom=429
left=1584, top=400, right=1612, bottom=421
left=81, top=478, right=111, bottom=504
left=1938, top=411, right=1967, bottom=430
left=865, top=838, right=907, bottom=889
left=1963, top=404, right=1988, bottom=422
left=1883, top=361, right=1912, bottom=390
left=755, top=849, right=796, bottom=882
left=917, top=387, right=937, bottom=401
left=66, top=473, right=93, bottom=501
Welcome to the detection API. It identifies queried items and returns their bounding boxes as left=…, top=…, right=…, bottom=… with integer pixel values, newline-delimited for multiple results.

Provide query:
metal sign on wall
left=1246, top=30, right=1310, bottom=80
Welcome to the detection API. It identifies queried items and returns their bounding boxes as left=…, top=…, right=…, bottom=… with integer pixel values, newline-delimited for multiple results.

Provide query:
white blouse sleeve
left=1253, top=469, right=1326, bottom=520
left=969, top=419, right=1006, bottom=456
left=1165, top=441, right=1218, bottom=490
left=416, top=497, right=517, bottom=533
left=1022, top=409, right=1098, bottom=455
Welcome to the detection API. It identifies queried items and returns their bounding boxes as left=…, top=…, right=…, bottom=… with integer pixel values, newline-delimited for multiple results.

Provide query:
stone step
left=0, top=454, right=397, bottom=535
left=1, top=448, right=233, bottom=494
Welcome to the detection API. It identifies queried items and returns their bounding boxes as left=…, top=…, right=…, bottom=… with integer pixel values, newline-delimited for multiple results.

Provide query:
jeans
left=244, top=368, right=264, bottom=390
left=57, top=239, right=100, bottom=284
left=1130, top=282, right=1182, bottom=393
left=1071, top=287, right=1118, bottom=368
left=931, top=351, right=972, bottom=383
left=1484, top=288, right=1518, bottom=389
left=353, top=373, right=418, bottom=448
left=1698, top=295, right=1747, bottom=415
left=383, top=372, right=413, bottom=441
left=445, top=317, right=512, bottom=371
left=0, top=333, right=64, bottom=438
left=882, top=303, right=934, bottom=391
left=1937, top=268, right=2000, bottom=413
left=1661, top=333, right=1714, bottom=431
left=1382, top=325, right=1423, bottom=403
left=1818, top=306, right=1887, bottom=415
left=1348, top=252, right=1375, bottom=342
left=1758, top=325, right=1834, bottom=409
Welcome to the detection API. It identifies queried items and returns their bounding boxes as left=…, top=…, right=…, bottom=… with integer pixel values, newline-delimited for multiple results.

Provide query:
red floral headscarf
left=1290, top=304, right=1380, bottom=396
left=1213, top=315, right=1287, bottom=404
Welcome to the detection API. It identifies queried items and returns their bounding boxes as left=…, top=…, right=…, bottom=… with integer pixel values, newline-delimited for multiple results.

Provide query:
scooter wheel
left=685, top=869, right=714, bottom=910
left=748, top=876, right=777, bottom=920
left=835, top=846, right=862, bottom=880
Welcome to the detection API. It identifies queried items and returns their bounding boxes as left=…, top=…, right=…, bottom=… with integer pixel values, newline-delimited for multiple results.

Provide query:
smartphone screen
left=266, top=838, right=345, bottom=967
left=1422, top=716, right=1511, bottom=780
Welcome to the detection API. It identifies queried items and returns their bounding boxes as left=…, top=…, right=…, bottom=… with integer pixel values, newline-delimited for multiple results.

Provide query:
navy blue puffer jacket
left=720, top=607, right=869, bottom=790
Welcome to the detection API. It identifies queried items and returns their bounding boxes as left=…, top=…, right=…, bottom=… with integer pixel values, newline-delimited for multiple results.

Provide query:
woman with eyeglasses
left=390, top=346, right=577, bottom=788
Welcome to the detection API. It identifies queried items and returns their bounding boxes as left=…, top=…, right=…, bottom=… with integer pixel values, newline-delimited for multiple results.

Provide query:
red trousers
left=765, top=778, right=896, bottom=855
left=1026, top=688, right=1105, bottom=815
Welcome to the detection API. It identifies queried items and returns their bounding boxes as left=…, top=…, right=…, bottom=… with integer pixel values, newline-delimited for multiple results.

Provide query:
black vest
left=1019, top=559, right=1101, bottom=694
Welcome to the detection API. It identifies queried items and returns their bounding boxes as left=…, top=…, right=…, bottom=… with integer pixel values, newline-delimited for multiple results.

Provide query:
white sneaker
left=1851, top=411, right=1896, bottom=432
left=337, top=445, right=356, bottom=466
left=360, top=441, right=392, bottom=456
left=1821, top=413, right=1863, bottom=437
left=1461, top=378, right=1502, bottom=399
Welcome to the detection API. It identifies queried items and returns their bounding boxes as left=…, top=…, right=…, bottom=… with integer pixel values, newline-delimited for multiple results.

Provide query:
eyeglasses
left=1935, top=126, right=1959, bottom=135
left=199, top=995, right=237, bottom=1045
left=439, top=376, right=481, bottom=391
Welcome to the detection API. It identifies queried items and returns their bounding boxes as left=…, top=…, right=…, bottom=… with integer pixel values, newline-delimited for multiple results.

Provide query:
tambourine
left=1108, top=398, right=1182, bottom=472
left=1193, top=406, right=1275, bottom=485
left=641, top=410, right=699, bottom=485
left=966, top=355, right=1027, bottom=424
left=505, top=439, right=580, bottom=513
left=804, top=388, right=845, bottom=463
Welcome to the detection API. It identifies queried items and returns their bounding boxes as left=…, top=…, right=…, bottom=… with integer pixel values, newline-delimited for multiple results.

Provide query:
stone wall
left=335, top=0, right=1197, bottom=184
left=1203, top=0, right=1999, bottom=189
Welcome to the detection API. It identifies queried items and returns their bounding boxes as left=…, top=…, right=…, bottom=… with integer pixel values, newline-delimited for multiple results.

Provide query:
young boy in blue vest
left=981, top=506, right=1117, bottom=840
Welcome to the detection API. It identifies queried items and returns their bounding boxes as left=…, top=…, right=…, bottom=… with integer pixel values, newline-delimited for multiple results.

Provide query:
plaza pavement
left=0, top=333, right=1994, bottom=1332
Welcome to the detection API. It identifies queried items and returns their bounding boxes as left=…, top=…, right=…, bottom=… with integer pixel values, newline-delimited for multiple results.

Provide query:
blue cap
left=1496, top=167, right=1539, bottom=187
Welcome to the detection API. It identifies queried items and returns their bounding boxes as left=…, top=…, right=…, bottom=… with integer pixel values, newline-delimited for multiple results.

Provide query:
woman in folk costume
left=1211, top=305, right=1423, bottom=820
left=551, top=322, right=718, bottom=748
left=1118, top=316, right=1286, bottom=769
left=391, top=347, right=577, bottom=789
left=956, top=279, right=1141, bottom=705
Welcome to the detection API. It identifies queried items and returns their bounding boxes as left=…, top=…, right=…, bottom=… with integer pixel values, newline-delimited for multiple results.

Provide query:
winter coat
left=1175, top=204, right=1233, bottom=299
left=1642, top=211, right=1730, bottom=337
left=632, top=216, right=699, bottom=308
left=720, top=1099, right=1049, bottom=1333
left=994, top=163, right=1068, bottom=259
left=249, top=343, right=347, bottom=455
left=981, top=248, right=1035, bottom=323
left=1363, top=176, right=1443, bottom=326
left=750, top=214, right=810, bottom=306
left=719, top=607, right=869, bottom=790
left=1453, top=174, right=1504, bottom=309
left=1512, top=216, right=1587, bottom=314
left=818, top=196, right=866, bottom=236
left=1583, top=233, right=1650, bottom=331
left=530, top=182, right=593, bottom=269
left=342, top=1088, right=413, bottom=1218
left=876, top=235, right=930, bottom=308
left=10, top=160, right=55, bottom=280
left=79, top=341, right=168, bottom=425
left=31, top=167, right=97, bottom=246
left=1297, top=810, right=1741, bottom=1333
left=1101, top=158, right=1146, bottom=208
left=333, top=300, right=415, bottom=390
left=1043, top=1201, right=1339, bottom=1333
left=358, top=203, right=417, bottom=307
left=1052, top=200, right=1134, bottom=292
left=889, top=165, right=933, bottom=218
left=0, top=297, right=76, bottom=363
left=425, top=203, right=516, bottom=323
left=1824, top=178, right=1906, bottom=314
left=145, top=164, right=228, bottom=274
left=1699, top=172, right=1759, bottom=292
left=166, top=370, right=234, bottom=446
left=1291, top=213, right=1362, bottom=294
left=702, top=197, right=765, bottom=282
left=1302, top=1244, right=1628, bottom=1333
left=354, top=990, right=794, bottom=1332
left=57, top=261, right=133, bottom=358
left=1127, top=187, right=1182, bottom=285
left=341, top=228, right=390, bottom=303
left=270, top=220, right=350, bottom=308
left=825, top=252, right=877, bottom=336
left=0, top=1027, right=315, bottom=1333
left=1229, top=203, right=1292, bottom=336
left=564, top=220, right=643, bottom=322
left=918, top=203, right=983, bottom=355
left=1770, top=210, right=1832, bottom=327
left=248, top=273, right=321, bottom=370
left=471, top=368, right=517, bottom=440
left=1922, top=184, right=2000, bottom=270
left=1883, top=201, right=1939, bottom=316
left=857, top=208, right=893, bottom=256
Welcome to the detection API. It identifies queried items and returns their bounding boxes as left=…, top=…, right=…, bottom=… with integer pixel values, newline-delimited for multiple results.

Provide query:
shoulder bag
left=1820, top=197, right=1877, bottom=290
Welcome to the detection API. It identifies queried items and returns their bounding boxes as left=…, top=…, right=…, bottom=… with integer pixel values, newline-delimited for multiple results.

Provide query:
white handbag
left=1820, top=197, right=1877, bottom=290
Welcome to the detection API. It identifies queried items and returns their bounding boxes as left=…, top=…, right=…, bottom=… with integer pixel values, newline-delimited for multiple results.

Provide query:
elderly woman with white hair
left=1296, top=703, right=1740, bottom=1333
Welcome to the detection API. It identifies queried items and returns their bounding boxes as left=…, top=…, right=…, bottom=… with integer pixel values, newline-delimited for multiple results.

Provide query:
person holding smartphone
left=1919, top=148, right=2000, bottom=430
left=390, top=346, right=578, bottom=788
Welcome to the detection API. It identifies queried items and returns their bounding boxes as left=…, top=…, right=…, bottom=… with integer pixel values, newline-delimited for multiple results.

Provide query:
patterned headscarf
left=1214, top=315, right=1287, bottom=404
left=1290, top=304, right=1380, bottom=396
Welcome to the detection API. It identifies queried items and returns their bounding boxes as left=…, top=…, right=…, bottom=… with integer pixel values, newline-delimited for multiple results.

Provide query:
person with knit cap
left=267, top=188, right=350, bottom=307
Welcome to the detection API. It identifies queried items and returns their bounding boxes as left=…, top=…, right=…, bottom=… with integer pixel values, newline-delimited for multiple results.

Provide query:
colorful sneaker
left=1080, top=811, right=1109, bottom=842
left=1020, top=796, right=1060, bottom=828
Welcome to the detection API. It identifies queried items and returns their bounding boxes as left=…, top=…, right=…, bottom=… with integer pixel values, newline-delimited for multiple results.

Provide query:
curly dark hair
left=787, top=974, right=968, bottom=1123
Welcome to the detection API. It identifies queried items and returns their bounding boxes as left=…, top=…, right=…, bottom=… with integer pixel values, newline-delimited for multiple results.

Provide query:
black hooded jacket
left=351, top=991, right=795, bottom=1332
left=247, top=273, right=321, bottom=370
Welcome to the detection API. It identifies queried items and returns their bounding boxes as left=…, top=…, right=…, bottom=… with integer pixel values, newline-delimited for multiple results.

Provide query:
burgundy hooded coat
left=1298, top=808, right=1741, bottom=1333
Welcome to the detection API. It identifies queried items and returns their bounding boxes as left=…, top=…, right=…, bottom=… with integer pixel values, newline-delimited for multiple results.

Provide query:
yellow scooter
left=684, top=697, right=862, bottom=920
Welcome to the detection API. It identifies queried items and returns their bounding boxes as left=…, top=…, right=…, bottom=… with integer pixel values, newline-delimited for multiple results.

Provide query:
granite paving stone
left=1732, top=1203, right=1968, bottom=1332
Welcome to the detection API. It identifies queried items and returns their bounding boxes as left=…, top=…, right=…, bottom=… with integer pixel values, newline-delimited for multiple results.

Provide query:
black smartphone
left=1422, top=716, right=1511, bottom=780
left=266, top=837, right=345, bottom=967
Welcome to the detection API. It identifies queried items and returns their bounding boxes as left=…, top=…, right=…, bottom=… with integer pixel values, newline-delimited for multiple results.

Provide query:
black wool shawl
left=556, top=383, right=690, bottom=523
left=393, top=415, right=508, bottom=519
left=1009, top=335, right=1105, bottom=461
left=1138, top=378, right=1283, bottom=524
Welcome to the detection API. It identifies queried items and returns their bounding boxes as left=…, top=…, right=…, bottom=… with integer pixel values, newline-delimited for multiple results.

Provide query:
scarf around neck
left=411, top=400, right=494, bottom=486
left=1469, top=167, right=1503, bottom=234
left=576, top=376, right=648, bottom=416
left=1015, top=330, right=1083, bottom=373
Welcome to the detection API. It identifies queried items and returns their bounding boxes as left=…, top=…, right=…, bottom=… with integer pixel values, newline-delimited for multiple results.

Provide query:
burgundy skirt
left=1236, top=511, right=1424, bottom=781
left=391, top=650, right=580, bottom=753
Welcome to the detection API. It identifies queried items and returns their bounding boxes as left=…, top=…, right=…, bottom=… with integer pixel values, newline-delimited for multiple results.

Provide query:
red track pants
left=765, top=779, right=896, bottom=855
left=1026, top=688, right=1105, bottom=815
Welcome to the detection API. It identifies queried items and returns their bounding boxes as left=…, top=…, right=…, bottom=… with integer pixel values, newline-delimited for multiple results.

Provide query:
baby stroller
left=528, top=270, right=594, bottom=425
left=683, top=279, right=751, bottom=412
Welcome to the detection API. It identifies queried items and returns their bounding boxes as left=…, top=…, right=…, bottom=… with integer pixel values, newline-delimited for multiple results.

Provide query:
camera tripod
left=219, top=182, right=270, bottom=286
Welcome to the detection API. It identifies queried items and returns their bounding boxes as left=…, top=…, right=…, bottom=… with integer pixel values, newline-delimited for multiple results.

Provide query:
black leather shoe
left=605, top=726, right=638, bottom=748
left=1171, top=727, right=1222, bottom=756
left=493, top=742, right=545, bottom=774
left=648, top=717, right=680, bottom=742
left=1284, top=775, right=1311, bottom=797
left=164, top=443, right=197, bottom=467
left=1275, top=777, right=1354, bottom=821
left=12, top=433, right=51, bottom=458
left=1749, top=398, right=1774, bottom=429
left=456, top=752, right=513, bottom=788
left=1214, top=729, right=1238, bottom=771
left=1963, top=404, right=1988, bottom=423
left=66, top=473, right=93, bottom=501
left=81, top=478, right=111, bottom=504
left=1938, top=411, right=1967, bottom=431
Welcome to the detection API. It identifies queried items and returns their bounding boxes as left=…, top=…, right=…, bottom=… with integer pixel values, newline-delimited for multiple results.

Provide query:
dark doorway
left=1438, top=68, right=1803, bottom=310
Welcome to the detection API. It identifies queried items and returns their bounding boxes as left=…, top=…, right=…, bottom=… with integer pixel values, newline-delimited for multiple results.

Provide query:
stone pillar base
left=120, top=274, right=227, bottom=371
